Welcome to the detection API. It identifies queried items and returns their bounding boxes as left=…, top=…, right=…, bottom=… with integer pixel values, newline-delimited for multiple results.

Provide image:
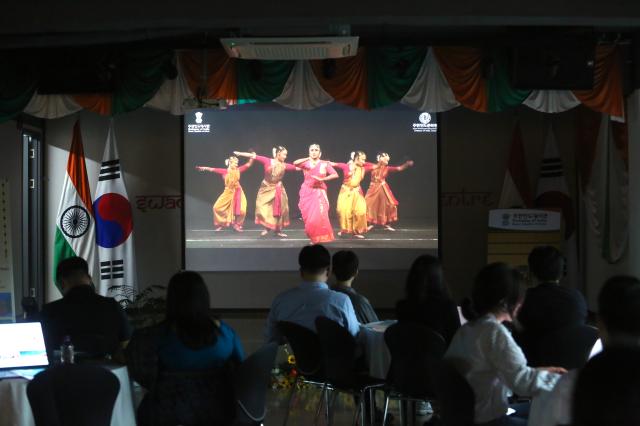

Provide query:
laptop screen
left=0, top=322, right=49, bottom=370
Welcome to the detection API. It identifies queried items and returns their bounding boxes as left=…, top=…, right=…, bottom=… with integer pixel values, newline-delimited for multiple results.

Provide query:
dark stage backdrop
left=184, top=103, right=438, bottom=271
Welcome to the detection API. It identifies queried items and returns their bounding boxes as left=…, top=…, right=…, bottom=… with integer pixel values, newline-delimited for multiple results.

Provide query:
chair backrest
left=435, top=360, right=475, bottom=426
left=314, top=316, right=359, bottom=389
left=233, top=343, right=278, bottom=424
left=384, top=322, right=446, bottom=398
left=519, top=324, right=599, bottom=370
left=27, top=364, right=120, bottom=426
left=277, top=321, right=323, bottom=376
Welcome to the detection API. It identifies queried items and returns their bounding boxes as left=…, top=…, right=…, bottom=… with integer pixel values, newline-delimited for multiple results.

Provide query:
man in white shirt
left=265, top=244, right=360, bottom=343
left=529, top=275, right=640, bottom=426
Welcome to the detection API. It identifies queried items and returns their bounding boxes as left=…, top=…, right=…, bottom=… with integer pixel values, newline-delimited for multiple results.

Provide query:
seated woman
left=127, top=271, right=244, bottom=426
left=445, top=263, right=565, bottom=426
left=395, top=255, right=460, bottom=345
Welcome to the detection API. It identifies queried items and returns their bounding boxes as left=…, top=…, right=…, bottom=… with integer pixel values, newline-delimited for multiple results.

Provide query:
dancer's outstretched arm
left=293, top=157, right=310, bottom=166
left=233, top=151, right=257, bottom=159
left=238, top=158, right=254, bottom=172
left=388, top=160, right=414, bottom=173
left=196, top=166, right=226, bottom=174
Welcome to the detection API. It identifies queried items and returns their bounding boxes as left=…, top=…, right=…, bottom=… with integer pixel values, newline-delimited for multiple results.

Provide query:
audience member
left=40, top=256, right=132, bottom=359
left=331, top=250, right=379, bottom=324
left=517, top=246, right=587, bottom=334
left=445, top=263, right=565, bottom=426
left=265, top=244, right=360, bottom=342
left=571, top=347, right=640, bottom=426
left=395, top=254, right=460, bottom=344
left=528, top=275, right=640, bottom=426
left=128, top=270, right=243, bottom=426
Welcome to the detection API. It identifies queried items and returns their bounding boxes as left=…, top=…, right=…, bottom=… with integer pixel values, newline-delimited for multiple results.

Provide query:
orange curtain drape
left=433, top=47, right=488, bottom=112
left=72, top=94, right=112, bottom=116
left=311, top=48, right=368, bottom=109
left=180, top=49, right=237, bottom=102
left=574, top=46, right=624, bottom=118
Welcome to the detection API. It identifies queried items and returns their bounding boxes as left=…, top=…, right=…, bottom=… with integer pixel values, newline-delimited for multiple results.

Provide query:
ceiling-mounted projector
left=220, top=36, right=359, bottom=60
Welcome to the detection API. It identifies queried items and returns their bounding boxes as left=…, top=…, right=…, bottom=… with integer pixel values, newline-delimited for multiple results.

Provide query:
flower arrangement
left=271, top=346, right=303, bottom=390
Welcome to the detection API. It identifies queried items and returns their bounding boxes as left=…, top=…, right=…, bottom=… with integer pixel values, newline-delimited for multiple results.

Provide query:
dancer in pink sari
left=293, top=144, right=339, bottom=244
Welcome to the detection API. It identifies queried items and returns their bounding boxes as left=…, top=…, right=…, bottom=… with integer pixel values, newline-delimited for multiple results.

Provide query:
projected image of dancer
left=234, top=147, right=298, bottom=238
left=365, top=153, right=413, bottom=231
left=333, top=151, right=375, bottom=239
left=293, top=144, right=339, bottom=244
left=196, top=155, right=254, bottom=232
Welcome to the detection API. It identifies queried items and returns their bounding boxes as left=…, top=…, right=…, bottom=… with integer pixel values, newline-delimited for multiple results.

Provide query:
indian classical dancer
left=293, top=144, right=339, bottom=244
left=332, top=151, right=375, bottom=238
left=234, top=147, right=298, bottom=237
left=365, top=152, right=413, bottom=231
left=196, top=155, right=254, bottom=232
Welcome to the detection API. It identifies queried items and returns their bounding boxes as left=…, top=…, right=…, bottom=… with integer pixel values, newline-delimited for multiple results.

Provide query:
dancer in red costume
left=293, top=144, right=339, bottom=244
left=196, top=155, right=253, bottom=232
left=234, top=147, right=298, bottom=237
left=365, top=152, right=413, bottom=231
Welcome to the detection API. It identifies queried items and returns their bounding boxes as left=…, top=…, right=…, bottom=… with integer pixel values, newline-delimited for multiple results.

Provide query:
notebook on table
left=0, top=322, right=49, bottom=379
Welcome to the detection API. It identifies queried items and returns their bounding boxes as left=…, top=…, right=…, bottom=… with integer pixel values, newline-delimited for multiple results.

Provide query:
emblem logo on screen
left=412, top=112, right=437, bottom=133
left=188, top=111, right=211, bottom=133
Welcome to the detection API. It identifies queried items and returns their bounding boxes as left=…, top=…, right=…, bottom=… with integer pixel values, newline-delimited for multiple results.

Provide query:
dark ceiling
left=1, top=0, right=639, bottom=49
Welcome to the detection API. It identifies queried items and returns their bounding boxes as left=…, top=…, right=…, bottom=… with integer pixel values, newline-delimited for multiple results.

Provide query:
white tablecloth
left=359, top=320, right=396, bottom=379
left=0, top=364, right=136, bottom=426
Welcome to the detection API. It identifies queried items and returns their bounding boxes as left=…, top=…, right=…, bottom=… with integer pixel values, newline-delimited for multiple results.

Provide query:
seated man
left=331, top=250, right=379, bottom=324
left=40, top=256, right=132, bottom=359
left=265, top=245, right=360, bottom=343
left=517, top=245, right=587, bottom=334
left=528, top=275, right=640, bottom=426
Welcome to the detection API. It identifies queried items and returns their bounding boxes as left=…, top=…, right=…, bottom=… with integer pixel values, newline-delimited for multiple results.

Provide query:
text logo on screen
left=188, top=111, right=211, bottom=133
left=412, top=112, right=437, bottom=133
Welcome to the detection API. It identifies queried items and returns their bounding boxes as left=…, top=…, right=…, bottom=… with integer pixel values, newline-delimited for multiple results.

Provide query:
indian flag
left=53, top=121, right=96, bottom=290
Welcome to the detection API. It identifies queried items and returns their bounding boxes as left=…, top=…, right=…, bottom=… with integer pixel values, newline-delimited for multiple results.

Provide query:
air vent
left=220, top=37, right=359, bottom=60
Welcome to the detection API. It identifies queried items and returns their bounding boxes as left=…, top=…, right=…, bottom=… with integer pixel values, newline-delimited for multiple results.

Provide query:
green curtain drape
left=486, top=54, right=531, bottom=113
left=112, top=49, right=175, bottom=115
left=367, top=47, right=427, bottom=109
left=0, top=54, right=38, bottom=122
left=237, top=60, right=295, bottom=104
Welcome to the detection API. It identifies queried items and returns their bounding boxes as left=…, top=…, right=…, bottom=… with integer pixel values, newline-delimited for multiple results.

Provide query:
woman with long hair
left=445, top=263, right=566, bottom=426
left=196, top=155, right=253, bottom=232
left=332, top=151, right=375, bottom=238
left=234, top=147, right=298, bottom=237
left=395, top=254, right=460, bottom=344
left=133, top=271, right=244, bottom=426
left=293, top=144, right=339, bottom=244
left=365, top=152, right=413, bottom=231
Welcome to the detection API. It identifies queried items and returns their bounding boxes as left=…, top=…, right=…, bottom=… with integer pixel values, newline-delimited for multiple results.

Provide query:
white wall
left=44, top=109, right=182, bottom=302
left=0, top=120, right=23, bottom=314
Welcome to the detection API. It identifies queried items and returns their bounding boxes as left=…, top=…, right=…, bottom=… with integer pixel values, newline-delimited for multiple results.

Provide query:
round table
left=358, top=320, right=396, bottom=379
left=0, top=364, right=136, bottom=426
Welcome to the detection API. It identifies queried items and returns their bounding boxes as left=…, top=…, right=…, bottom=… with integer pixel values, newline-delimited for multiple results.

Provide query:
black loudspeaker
left=510, top=44, right=596, bottom=90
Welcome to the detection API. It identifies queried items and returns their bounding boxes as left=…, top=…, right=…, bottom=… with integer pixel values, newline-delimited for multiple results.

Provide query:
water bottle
left=60, top=335, right=75, bottom=364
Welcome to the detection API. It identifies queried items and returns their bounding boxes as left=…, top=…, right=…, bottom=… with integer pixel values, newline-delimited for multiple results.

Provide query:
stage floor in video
left=186, top=219, right=438, bottom=249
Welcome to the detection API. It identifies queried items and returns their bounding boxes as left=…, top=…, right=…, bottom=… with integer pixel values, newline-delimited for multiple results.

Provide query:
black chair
left=233, top=342, right=279, bottom=425
left=435, top=360, right=475, bottom=426
left=383, top=322, right=447, bottom=425
left=518, top=324, right=599, bottom=370
left=315, top=316, right=384, bottom=426
left=27, top=364, right=120, bottom=426
left=276, top=321, right=327, bottom=425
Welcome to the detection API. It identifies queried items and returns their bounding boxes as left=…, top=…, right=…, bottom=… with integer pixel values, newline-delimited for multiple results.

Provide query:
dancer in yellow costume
left=332, top=151, right=375, bottom=239
left=196, top=155, right=253, bottom=232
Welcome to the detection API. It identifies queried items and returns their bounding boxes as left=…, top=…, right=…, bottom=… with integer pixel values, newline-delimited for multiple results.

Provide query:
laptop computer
left=0, top=322, right=50, bottom=379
